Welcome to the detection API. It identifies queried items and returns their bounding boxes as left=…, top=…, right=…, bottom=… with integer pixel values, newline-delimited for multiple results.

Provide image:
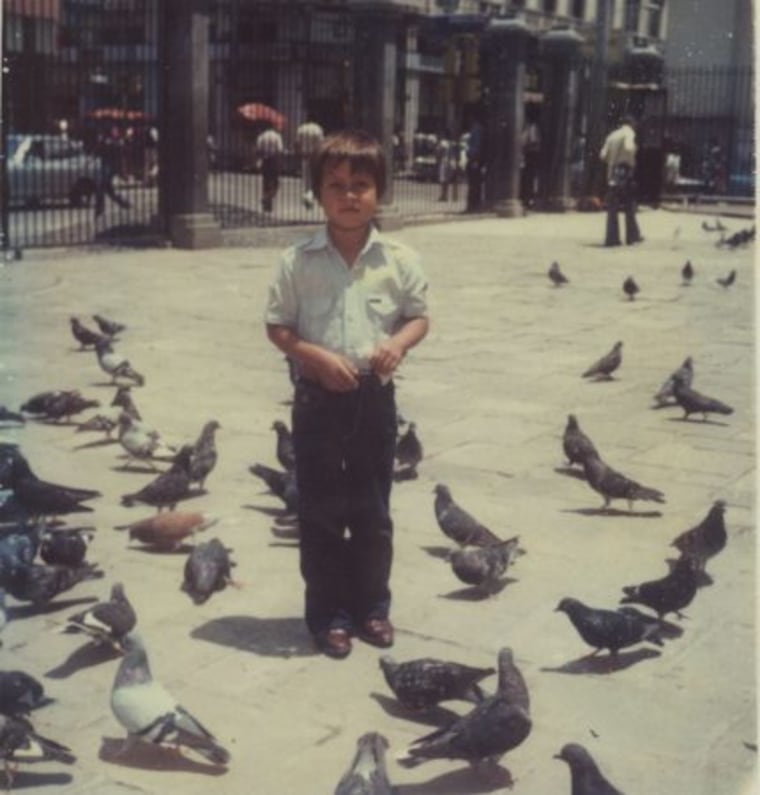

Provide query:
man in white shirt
left=295, top=118, right=324, bottom=209
left=600, top=115, right=643, bottom=246
left=256, top=126, right=284, bottom=213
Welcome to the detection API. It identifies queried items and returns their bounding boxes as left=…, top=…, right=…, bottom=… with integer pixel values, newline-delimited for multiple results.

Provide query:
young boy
left=264, top=130, right=429, bottom=659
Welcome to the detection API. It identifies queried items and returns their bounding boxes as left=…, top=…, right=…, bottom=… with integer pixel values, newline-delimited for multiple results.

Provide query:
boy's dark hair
left=311, top=129, right=387, bottom=199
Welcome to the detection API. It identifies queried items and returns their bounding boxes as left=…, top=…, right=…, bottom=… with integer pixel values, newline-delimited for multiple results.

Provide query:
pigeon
left=117, top=413, right=175, bottom=468
left=548, top=260, right=569, bottom=286
left=622, top=276, right=639, bottom=301
left=555, top=743, right=626, bottom=795
left=116, top=511, right=218, bottom=550
left=0, top=713, right=75, bottom=788
left=653, top=356, right=693, bottom=407
left=335, top=732, right=394, bottom=795
left=111, top=385, right=141, bottom=421
left=38, top=390, right=100, bottom=423
left=188, top=420, right=220, bottom=490
left=379, top=654, right=495, bottom=711
left=0, top=406, right=25, bottom=426
left=562, top=414, right=599, bottom=466
left=670, top=500, right=728, bottom=574
left=555, top=597, right=663, bottom=659
left=40, top=527, right=95, bottom=567
left=397, top=646, right=532, bottom=774
left=64, top=582, right=136, bottom=649
left=77, top=387, right=140, bottom=438
left=449, top=536, right=522, bottom=595
left=581, top=454, right=665, bottom=511
left=716, top=268, right=736, bottom=288
left=582, top=342, right=622, bottom=380
left=681, top=260, right=694, bottom=285
left=110, top=633, right=230, bottom=765
left=433, top=484, right=502, bottom=548
left=5, top=562, right=103, bottom=605
left=95, top=338, right=145, bottom=386
left=702, top=218, right=726, bottom=233
left=120, top=445, right=194, bottom=511
left=671, top=373, right=733, bottom=421
left=493, top=647, right=530, bottom=714
left=0, top=671, right=52, bottom=715
left=272, top=420, right=296, bottom=471
left=620, top=555, right=700, bottom=620
left=249, top=463, right=298, bottom=513
left=181, top=538, right=236, bottom=605
left=395, top=422, right=423, bottom=478
left=92, top=313, right=127, bottom=337
left=70, top=316, right=109, bottom=349
left=19, top=390, right=77, bottom=417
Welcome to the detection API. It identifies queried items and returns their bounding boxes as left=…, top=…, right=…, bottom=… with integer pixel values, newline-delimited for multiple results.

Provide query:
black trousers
left=292, top=376, right=396, bottom=636
left=604, top=165, right=641, bottom=246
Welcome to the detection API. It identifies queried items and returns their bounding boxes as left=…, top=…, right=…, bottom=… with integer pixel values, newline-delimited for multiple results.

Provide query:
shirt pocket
left=365, top=294, right=397, bottom=326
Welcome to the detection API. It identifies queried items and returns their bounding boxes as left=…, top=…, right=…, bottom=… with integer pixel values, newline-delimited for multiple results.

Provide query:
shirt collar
left=303, top=224, right=383, bottom=258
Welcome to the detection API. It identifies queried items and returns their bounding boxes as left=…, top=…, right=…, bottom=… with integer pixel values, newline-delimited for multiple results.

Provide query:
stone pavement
left=0, top=207, right=755, bottom=794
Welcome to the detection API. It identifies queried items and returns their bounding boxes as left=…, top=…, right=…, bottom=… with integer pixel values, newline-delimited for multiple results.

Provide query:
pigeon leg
left=115, top=733, right=141, bottom=758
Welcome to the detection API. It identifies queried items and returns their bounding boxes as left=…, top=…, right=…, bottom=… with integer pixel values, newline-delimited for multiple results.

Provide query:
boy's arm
left=370, top=315, right=429, bottom=377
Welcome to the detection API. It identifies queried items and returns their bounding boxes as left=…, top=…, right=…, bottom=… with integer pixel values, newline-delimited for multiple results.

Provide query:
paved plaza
left=0, top=206, right=756, bottom=794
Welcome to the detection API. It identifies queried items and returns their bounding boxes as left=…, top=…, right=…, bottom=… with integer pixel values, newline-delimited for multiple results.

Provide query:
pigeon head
left=555, top=597, right=582, bottom=615
left=378, top=655, right=397, bottom=676
left=94, top=337, right=113, bottom=352
left=554, top=742, right=595, bottom=767
left=110, top=582, right=127, bottom=602
left=203, top=419, right=221, bottom=434
left=433, top=484, right=451, bottom=499
left=351, top=732, right=390, bottom=776
left=710, top=500, right=727, bottom=517
left=566, top=414, right=579, bottom=430
left=682, top=356, right=693, bottom=370
left=272, top=420, right=287, bottom=433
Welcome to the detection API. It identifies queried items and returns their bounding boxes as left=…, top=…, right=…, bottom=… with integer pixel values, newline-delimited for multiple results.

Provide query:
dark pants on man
left=292, top=375, right=397, bottom=638
left=604, top=164, right=642, bottom=246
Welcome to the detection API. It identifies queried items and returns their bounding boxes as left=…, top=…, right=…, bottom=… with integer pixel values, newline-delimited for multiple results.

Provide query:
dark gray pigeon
left=671, top=373, right=733, bottom=421
left=555, top=743, right=626, bottom=795
left=449, top=536, right=522, bottom=596
left=5, top=562, right=103, bottom=606
left=548, top=260, right=569, bottom=286
left=39, top=390, right=100, bottom=423
left=622, top=276, right=639, bottom=300
left=379, top=654, right=495, bottom=711
left=92, top=313, right=127, bottom=337
left=272, top=420, right=296, bottom=471
left=110, top=633, right=229, bottom=765
left=397, top=646, right=531, bottom=776
left=334, top=732, right=393, bottom=795
left=433, top=484, right=502, bottom=548
left=670, top=500, right=727, bottom=574
left=181, top=538, right=236, bottom=605
left=0, top=713, right=75, bottom=788
left=40, top=527, right=95, bottom=567
left=188, top=420, right=220, bottom=490
left=396, top=422, right=423, bottom=478
left=582, top=342, right=622, bottom=380
left=64, top=582, right=136, bottom=650
left=716, top=268, right=736, bottom=287
left=653, top=356, right=693, bottom=407
left=493, top=647, right=530, bottom=714
left=19, top=390, right=77, bottom=416
left=249, top=463, right=298, bottom=514
left=120, top=445, right=193, bottom=511
left=70, top=316, right=109, bottom=349
left=581, top=454, right=665, bottom=511
left=555, top=597, right=663, bottom=659
left=562, top=414, right=599, bottom=466
left=681, top=260, right=694, bottom=285
left=620, top=555, right=700, bottom=620
left=0, top=671, right=52, bottom=716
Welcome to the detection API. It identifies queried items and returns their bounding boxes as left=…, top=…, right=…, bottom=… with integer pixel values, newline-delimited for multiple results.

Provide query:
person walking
left=256, top=124, right=285, bottom=213
left=600, top=114, right=643, bottom=247
left=94, top=125, right=131, bottom=217
left=520, top=112, right=541, bottom=208
left=295, top=116, right=325, bottom=209
left=465, top=116, right=485, bottom=212
left=264, top=129, right=429, bottom=660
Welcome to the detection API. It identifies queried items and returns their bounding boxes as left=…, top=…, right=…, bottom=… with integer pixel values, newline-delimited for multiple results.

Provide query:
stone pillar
left=353, top=6, right=402, bottom=229
left=538, top=26, right=584, bottom=212
left=159, top=0, right=221, bottom=248
left=481, top=17, right=533, bottom=218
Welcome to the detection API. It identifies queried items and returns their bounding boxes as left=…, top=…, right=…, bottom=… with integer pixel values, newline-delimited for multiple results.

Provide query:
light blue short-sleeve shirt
left=265, top=226, right=428, bottom=371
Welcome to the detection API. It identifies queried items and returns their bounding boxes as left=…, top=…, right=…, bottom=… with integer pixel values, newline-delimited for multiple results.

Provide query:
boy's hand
left=313, top=350, right=360, bottom=392
left=370, top=339, right=405, bottom=376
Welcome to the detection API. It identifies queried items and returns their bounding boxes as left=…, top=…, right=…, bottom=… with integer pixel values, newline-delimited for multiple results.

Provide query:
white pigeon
left=117, top=413, right=176, bottom=468
left=110, top=633, right=229, bottom=765
left=95, top=338, right=145, bottom=386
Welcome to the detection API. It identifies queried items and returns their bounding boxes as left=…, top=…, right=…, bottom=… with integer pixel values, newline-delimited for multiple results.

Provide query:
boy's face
left=319, top=160, right=378, bottom=233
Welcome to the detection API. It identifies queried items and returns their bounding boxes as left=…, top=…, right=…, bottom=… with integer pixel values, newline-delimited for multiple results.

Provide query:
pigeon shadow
left=541, top=646, right=662, bottom=675
left=45, top=640, right=121, bottom=678
left=564, top=507, right=664, bottom=518
left=112, top=463, right=162, bottom=475
left=421, top=545, right=452, bottom=560
left=190, top=614, right=313, bottom=658
left=4, top=771, right=74, bottom=790
left=99, top=737, right=228, bottom=775
left=127, top=542, right=194, bottom=555
left=242, top=503, right=290, bottom=518
left=553, top=466, right=586, bottom=481
left=7, top=595, right=98, bottom=620
left=440, top=578, right=518, bottom=601
left=72, top=437, right=120, bottom=450
left=666, top=416, right=732, bottom=427
left=395, top=764, right=516, bottom=794
left=370, top=692, right=461, bottom=727
left=270, top=525, right=299, bottom=542
left=393, top=467, right=419, bottom=483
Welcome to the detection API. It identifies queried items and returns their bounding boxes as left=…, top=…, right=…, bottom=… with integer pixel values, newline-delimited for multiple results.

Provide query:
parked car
left=7, top=133, right=101, bottom=207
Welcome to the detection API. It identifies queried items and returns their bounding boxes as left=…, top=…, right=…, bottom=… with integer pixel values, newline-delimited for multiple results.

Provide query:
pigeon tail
left=633, top=486, right=666, bottom=504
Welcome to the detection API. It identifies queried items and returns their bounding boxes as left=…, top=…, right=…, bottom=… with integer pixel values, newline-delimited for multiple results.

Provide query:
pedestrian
left=264, top=129, right=430, bottom=660
left=436, top=130, right=453, bottom=201
left=520, top=110, right=541, bottom=207
left=256, top=124, right=284, bottom=213
left=465, top=116, right=485, bottom=212
left=600, top=114, right=643, bottom=247
left=94, top=125, right=131, bottom=218
left=295, top=115, right=325, bottom=209
left=702, top=137, right=726, bottom=194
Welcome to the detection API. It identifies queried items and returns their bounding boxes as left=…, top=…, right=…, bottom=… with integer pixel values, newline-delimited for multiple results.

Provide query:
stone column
left=159, top=0, right=221, bottom=248
left=481, top=17, right=533, bottom=218
left=538, top=26, right=584, bottom=211
left=353, top=5, right=402, bottom=229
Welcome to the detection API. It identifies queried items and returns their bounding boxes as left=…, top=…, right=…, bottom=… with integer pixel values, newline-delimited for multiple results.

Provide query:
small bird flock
left=0, top=217, right=752, bottom=793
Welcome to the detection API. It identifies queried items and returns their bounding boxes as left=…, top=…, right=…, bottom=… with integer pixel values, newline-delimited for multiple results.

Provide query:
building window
left=624, top=0, right=640, bottom=32
left=647, top=0, right=664, bottom=38
left=571, top=0, right=586, bottom=18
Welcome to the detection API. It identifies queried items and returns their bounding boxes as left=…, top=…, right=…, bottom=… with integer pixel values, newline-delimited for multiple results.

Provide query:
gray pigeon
left=449, top=536, right=522, bottom=595
left=5, top=562, right=103, bottom=606
left=653, top=356, right=693, bottom=407
left=379, top=654, right=495, bottom=711
left=335, top=732, right=393, bottom=795
left=0, top=713, right=75, bottom=788
left=397, top=646, right=531, bottom=776
left=39, top=527, right=95, bottom=567
left=670, top=500, right=727, bottom=574
left=395, top=422, right=423, bottom=478
left=188, top=420, right=220, bottom=490
left=581, top=454, right=665, bottom=511
left=95, top=338, right=145, bottom=386
left=64, top=582, right=137, bottom=650
left=681, top=260, right=694, bottom=285
left=0, top=671, right=52, bottom=716
left=181, top=538, right=236, bottom=605
left=548, top=260, right=569, bottom=286
left=249, top=463, right=299, bottom=514
left=70, top=316, right=109, bottom=349
left=555, top=597, right=663, bottom=659
left=92, top=313, right=127, bottom=337
left=716, top=268, right=736, bottom=288
left=120, top=445, right=193, bottom=511
left=110, top=633, right=229, bottom=765
left=671, top=373, right=733, bottom=421
left=620, top=555, right=700, bottom=620
left=272, top=420, right=296, bottom=471
left=433, top=484, right=502, bottom=547
left=555, top=743, right=626, bottom=795
left=493, top=647, right=530, bottom=714
left=582, top=342, right=622, bottom=380
left=562, top=414, right=599, bottom=466
left=622, top=276, right=639, bottom=301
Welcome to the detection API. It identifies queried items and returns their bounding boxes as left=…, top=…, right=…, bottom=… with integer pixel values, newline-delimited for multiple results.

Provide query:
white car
left=7, top=133, right=101, bottom=207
